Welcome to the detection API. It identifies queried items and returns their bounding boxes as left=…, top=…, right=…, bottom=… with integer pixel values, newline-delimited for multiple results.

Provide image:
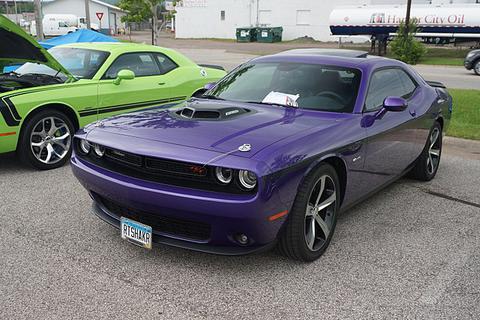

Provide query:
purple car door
left=361, top=68, right=420, bottom=188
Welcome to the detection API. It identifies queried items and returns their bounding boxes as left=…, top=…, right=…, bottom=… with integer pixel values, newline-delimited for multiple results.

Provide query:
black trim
left=0, top=96, right=21, bottom=126
left=79, top=96, right=186, bottom=117
left=198, top=64, right=226, bottom=71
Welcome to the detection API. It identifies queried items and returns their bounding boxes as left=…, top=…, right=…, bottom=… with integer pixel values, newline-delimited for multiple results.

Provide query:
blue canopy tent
left=39, top=29, right=119, bottom=49
left=3, top=29, right=118, bottom=73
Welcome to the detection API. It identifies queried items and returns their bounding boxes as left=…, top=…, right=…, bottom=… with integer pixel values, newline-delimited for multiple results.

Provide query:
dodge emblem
left=238, top=144, right=251, bottom=152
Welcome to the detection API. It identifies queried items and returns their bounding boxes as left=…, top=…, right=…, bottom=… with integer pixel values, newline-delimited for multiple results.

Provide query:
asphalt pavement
left=1, top=34, right=479, bottom=318
left=1, top=145, right=479, bottom=319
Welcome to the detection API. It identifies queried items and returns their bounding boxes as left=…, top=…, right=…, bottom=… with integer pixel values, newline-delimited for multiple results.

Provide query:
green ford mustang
left=0, top=15, right=226, bottom=169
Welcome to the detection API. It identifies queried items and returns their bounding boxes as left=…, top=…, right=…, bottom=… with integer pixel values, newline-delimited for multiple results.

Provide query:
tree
left=119, top=0, right=165, bottom=45
left=390, top=21, right=427, bottom=65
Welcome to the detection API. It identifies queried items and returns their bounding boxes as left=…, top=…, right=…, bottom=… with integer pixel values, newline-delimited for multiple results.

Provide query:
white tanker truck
left=329, top=4, right=480, bottom=45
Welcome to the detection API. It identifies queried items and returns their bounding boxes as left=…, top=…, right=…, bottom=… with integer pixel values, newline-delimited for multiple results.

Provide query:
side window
left=104, top=53, right=160, bottom=79
left=154, top=53, right=178, bottom=75
left=365, top=68, right=415, bottom=111
left=396, top=69, right=417, bottom=98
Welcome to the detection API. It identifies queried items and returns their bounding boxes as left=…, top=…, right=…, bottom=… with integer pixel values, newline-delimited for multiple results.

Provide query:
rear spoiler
left=199, top=64, right=226, bottom=71
left=426, top=80, right=446, bottom=89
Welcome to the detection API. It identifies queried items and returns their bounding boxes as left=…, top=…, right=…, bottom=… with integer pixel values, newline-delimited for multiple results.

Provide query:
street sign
left=96, top=12, right=104, bottom=20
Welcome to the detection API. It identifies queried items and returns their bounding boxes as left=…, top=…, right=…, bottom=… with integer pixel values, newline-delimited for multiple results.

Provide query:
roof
left=278, top=49, right=369, bottom=58
left=253, top=48, right=398, bottom=71
left=57, top=42, right=191, bottom=62
left=43, top=0, right=126, bottom=12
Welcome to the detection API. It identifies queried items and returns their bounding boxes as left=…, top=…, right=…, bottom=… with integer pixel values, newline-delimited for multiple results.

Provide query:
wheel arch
left=22, top=102, right=80, bottom=131
left=436, top=116, right=444, bottom=130
left=303, top=155, right=348, bottom=206
left=17, top=102, right=80, bottom=149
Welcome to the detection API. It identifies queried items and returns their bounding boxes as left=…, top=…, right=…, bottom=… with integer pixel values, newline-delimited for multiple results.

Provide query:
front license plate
left=121, top=217, right=152, bottom=249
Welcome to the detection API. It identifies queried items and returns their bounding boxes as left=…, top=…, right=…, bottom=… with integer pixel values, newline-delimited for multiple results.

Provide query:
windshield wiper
left=200, top=94, right=225, bottom=100
left=245, top=101, right=297, bottom=108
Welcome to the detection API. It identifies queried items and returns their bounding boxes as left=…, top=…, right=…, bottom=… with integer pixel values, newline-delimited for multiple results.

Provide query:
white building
left=42, top=0, right=127, bottom=34
left=174, top=0, right=479, bottom=41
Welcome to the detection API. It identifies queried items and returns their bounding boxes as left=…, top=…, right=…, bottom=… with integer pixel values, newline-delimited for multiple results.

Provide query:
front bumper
left=464, top=60, right=472, bottom=70
left=71, top=155, right=289, bottom=255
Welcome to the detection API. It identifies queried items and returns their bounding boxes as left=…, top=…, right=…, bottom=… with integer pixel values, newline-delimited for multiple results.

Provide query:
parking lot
left=1, top=42, right=480, bottom=319
left=1, top=139, right=479, bottom=319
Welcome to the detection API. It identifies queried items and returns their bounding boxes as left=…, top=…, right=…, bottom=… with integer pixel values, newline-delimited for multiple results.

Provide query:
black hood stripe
left=0, top=97, right=21, bottom=126
left=79, top=96, right=187, bottom=117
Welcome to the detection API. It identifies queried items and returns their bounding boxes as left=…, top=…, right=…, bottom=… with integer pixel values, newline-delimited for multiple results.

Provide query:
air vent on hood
left=175, top=105, right=251, bottom=121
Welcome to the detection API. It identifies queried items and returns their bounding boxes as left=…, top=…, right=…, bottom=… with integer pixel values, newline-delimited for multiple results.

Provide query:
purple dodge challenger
left=71, top=49, right=452, bottom=261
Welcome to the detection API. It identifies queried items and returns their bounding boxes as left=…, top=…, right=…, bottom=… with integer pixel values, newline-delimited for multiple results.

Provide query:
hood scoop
left=174, top=105, right=251, bottom=121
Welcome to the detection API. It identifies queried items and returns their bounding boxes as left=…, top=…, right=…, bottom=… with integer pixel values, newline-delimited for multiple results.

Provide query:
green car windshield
left=15, top=47, right=110, bottom=80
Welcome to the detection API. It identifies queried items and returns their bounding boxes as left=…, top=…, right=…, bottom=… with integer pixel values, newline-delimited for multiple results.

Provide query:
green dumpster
left=256, top=27, right=283, bottom=43
left=236, top=27, right=257, bottom=42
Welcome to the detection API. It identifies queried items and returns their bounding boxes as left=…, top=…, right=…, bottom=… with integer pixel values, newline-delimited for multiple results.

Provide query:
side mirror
left=113, top=69, right=135, bottom=85
left=383, top=96, right=408, bottom=112
left=204, top=82, right=216, bottom=90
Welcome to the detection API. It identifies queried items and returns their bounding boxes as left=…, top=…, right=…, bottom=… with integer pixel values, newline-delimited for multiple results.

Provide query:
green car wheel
left=18, top=109, right=74, bottom=170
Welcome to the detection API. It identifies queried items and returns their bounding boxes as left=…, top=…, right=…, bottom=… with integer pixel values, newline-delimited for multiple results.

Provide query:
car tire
left=18, top=109, right=74, bottom=170
left=474, top=60, right=480, bottom=76
left=277, top=163, right=340, bottom=262
left=409, top=122, right=443, bottom=181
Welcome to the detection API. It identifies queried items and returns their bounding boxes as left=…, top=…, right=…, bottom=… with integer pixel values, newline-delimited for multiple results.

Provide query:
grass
left=339, top=45, right=471, bottom=66
left=447, top=89, right=480, bottom=140
left=418, top=57, right=464, bottom=66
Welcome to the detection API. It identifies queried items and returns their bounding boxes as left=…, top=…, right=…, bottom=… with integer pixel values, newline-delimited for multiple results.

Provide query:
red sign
left=96, top=12, right=104, bottom=21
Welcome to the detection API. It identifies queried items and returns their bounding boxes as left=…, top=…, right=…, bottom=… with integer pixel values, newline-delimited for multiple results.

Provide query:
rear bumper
left=71, top=155, right=289, bottom=255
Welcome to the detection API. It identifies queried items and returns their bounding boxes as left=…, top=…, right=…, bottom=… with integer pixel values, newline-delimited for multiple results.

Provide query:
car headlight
left=238, top=170, right=257, bottom=190
left=79, top=139, right=91, bottom=154
left=215, top=167, right=233, bottom=184
left=93, top=144, right=105, bottom=157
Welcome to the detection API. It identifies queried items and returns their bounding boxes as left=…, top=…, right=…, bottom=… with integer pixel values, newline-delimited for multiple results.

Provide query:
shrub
left=390, top=21, right=427, bottom=65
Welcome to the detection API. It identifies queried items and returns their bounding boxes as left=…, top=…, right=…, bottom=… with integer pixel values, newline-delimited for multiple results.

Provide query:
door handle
left=158, top=82, right=165, bottom=85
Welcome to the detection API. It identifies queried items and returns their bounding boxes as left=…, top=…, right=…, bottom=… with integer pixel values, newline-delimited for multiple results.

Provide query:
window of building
left=296, top=10, right=311, bottom=26
left=220, top=10, right=225, bottom=21
left=259, top=10, right=272, bottom=25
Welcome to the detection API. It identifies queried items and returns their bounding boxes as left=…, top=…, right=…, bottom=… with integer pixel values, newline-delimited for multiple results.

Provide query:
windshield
left=15, top=47, right=110, bottom=80
left=208, top=62, right=362, bottom=113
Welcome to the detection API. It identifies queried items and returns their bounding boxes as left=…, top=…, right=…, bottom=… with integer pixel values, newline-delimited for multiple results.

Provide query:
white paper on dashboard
left=262, top=91, right=299, bottom=107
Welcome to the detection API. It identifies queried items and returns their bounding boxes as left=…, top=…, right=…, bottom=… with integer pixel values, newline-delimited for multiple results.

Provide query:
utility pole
left=14, top=0, right=18, bottom=24
left=84, top=0, right=91, bottom=29
left=255, top=0, right=259, bottom=26
left=33, top=0, right=43, bottom=40
left=405, top=0, right=412, bottom=35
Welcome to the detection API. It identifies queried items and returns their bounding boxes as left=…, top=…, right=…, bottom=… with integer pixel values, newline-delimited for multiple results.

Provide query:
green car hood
left=0, top=14, right=72, bottom=78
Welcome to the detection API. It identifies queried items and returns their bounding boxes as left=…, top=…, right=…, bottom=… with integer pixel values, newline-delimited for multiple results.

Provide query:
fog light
left=234, top=233, right=249, bottom=245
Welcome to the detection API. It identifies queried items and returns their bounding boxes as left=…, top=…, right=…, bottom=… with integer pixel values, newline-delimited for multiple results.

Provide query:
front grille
left=98, top=195, right=211, bottom=241
left=75, top=140, right=256, bottom=195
